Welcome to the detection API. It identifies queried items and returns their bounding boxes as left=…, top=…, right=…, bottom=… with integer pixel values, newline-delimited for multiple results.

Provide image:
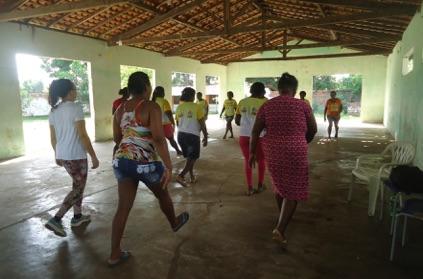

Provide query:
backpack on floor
left=389, top=166, right=423, bottom=194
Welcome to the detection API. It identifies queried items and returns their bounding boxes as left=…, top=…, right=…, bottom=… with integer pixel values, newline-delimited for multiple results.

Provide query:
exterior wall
left=0, top=22, right=227, bottom=159
left=227, top=51, right=387, bottom=123
left=384, top=7, right=423, bottom=168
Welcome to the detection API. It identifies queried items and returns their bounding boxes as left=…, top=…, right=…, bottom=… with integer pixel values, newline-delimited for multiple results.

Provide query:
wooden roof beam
left=0, top=0, right=31, bottom=12
left=83, top=7, right=133, bottom=35
left=66, top=6, right=111, bottom=31
left=224, top=0, right=230, bottom=34
left=314, top=3, right=337, bottom=40
left=0, top=0, right=129, bottom=22
left=228, top=7, right=416, bottom=35
left=110, top=0, right=209, bottom=42
left=294, top=0, right=419, bottom=11
left=203, top=51, right=389, bottom=63
left=167, top=36, right=399, bottom=56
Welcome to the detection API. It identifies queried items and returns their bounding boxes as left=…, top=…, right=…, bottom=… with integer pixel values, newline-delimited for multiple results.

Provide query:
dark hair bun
left=128, top=71, right=151, bottom=96
left=278, top=72, right=298, bottom=92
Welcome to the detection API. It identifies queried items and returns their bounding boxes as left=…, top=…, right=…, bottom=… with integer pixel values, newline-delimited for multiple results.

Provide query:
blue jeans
left=113, top=158, right=164, bottom=189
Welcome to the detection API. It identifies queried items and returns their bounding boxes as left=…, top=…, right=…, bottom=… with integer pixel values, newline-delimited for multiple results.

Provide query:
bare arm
left=205, top=103, right=209, bottom=118
left=306, top=112, right=318, bottom=143
left=199, top=118, right=208, bottom=147
left=220, top=106, right=225, bottom=118
left=49, top=125, right=57, bottom=152
left=249, top=118, right=265, bottom=168
left=149, top=104, right=172, bottom=171
left=76, top=120, right=99, bottom=169
left=165, top=111, right=176, bottom=126
left=324, top=103, right=328, bottom=120
left=235, top=114, right=241, bottom=126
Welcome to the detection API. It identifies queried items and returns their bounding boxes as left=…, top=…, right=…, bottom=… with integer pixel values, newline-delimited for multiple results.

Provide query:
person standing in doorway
left=235, top=82, right=267, bottom=196
left=152, top=86, right=183, bottom=156
left=299, top=91, right=311, bottom=107
left=196, top=92, right=209, bottom=121
left=112, top=87, right=130, bottom=114
left=45, top=79, right=99, bottom=237
left=250, top=73, right=317, bottom=248
left=110, top=72, right=189, bottom=266
left=324, top=90, right=343, bottom=139
left=176, top=87, right=208, bottom=187
left=220, top=91, right=237, bottom=139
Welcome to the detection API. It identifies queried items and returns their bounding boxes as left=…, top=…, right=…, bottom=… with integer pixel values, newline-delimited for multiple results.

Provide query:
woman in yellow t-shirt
left=196, top=92, right=209, bottom=120
left=175, top=87, right=208, bottom=187
left=152, top=86, right=183, bottom=155
left=220, top=91, right=237, bottom=139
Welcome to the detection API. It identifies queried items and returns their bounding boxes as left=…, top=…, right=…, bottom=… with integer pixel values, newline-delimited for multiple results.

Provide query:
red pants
left=239, top=136, right=266, bottom=189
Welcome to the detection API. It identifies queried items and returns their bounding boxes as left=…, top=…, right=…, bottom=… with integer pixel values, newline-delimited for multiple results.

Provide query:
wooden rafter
left=66, top=7, right=111, bottom=31
left=110, top=0, right=209, bottom=42
left=0, top=0, right=31, bottom=12
left=294, top=0, right=419, bottom=11
left=0, top=0, right=129, bottom=22
left=83, top=6, right=134, bottom=35
left=314, top=3, right=337, bottom=40
left=167, top=36, right=399, bottom=56
left=203, top=51, right=389, bottom=63
left=224, top=0, right=230, bottom=33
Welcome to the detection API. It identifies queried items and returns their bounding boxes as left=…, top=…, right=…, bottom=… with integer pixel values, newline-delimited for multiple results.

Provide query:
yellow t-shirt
left=236, top=97, right=267, bottom=137
left=224, top=99, right=237, bottom=117
left=197, top=99, right=209, bottom=119
left=155, top=97, right=172, bottom=125
left=175, top=102, right=205, bottom=136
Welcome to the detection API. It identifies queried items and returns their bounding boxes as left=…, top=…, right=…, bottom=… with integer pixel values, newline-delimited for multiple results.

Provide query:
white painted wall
left=0, top=22, right=227, bottom=158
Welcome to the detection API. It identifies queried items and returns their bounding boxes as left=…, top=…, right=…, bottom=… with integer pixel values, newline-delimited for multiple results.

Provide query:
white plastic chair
left=390, top=198, right=423, bottom=261
left=348, top=142, right=415, bottom=218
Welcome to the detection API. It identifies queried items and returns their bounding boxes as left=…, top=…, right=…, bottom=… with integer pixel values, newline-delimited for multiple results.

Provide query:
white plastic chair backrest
left=385, top=142, right=415, bottom=164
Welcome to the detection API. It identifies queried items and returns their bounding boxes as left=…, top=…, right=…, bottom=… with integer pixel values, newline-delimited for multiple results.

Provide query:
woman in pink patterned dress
left=249, top=72, right=317, bottom=247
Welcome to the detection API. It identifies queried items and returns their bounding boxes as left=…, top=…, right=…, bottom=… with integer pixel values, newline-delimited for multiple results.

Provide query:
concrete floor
left=0, top=119, right=422, bottom=279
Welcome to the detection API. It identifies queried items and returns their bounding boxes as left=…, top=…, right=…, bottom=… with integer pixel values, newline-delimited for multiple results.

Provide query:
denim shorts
left=177, top=132, right=200, bottom=160
left=113, top=158, right=164, bottom=188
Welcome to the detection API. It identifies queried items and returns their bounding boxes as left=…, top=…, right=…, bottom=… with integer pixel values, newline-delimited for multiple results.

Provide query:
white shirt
left=49, top=102, right=87, bottom=160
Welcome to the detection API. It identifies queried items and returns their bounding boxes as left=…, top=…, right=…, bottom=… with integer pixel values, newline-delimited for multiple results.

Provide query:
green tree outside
left=41, top=58, right=90, bottom=113
left=120, top=65, right=155, bottom=88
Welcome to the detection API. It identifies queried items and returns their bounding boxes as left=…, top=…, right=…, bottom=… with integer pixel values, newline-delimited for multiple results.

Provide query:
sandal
left=272, top=229, right=288, bottom=249
left=190, top=175, right=197, bottom=184
left=108, top=251, right=131, bottom=267
left=246, top=189, right=255, bottom=196
left=176, top=176, right=189, bottom=187
left=256, top=185, right=266, bottom=193
left=173, top=212, right=189, bottom=232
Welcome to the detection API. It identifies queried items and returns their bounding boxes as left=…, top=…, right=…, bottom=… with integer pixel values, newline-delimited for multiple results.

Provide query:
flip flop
left=246, top=189, right=255, bottom=196
left=173, top=212, right=189, bottom=232
left=176, top=176, right=189, bottom=187
left=108, top=251, right=131, bottom=267
left=272, top=229, right=288, bottom=249
left=256, top=185, right=266, bottom=193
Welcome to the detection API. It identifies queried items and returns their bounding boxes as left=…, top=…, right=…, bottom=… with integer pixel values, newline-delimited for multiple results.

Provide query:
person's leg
left=223, top=119, right=230, bottom=139
left=257, top=139, right=266, bottom=190
left=189, top=159, right=198, bottom=182
left=228, top=118, right=234, bottom=138
left=276, top=198, right=298, bottom=238
left=334, top=118, right=340, bottom=138
left=55, top=160, right=88, bottom=219
left=110, top=178, right=138, bottom=261
left=149, top=183, right=178, bottom=228
left=72, top=160, right=88, bottom=217
left=275, top=194, right=283, bottom=211
left=239, top=137, right=253, bottom=191
left=327, top=118, right=333, bottom=138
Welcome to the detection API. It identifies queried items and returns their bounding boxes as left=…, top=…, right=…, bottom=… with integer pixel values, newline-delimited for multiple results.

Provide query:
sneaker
left=45, top=218, right=66, bottom=237
left=71, top=215, right=91, bottom=227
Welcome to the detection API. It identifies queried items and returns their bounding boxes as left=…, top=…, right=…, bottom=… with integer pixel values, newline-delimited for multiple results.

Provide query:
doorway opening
left=15, top=53, right=94, bottom=156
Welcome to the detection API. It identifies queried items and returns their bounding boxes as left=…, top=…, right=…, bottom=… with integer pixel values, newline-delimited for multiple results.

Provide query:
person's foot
left=45, top=217, right=66, bottom=237
left=223, top=135, right=227, bottom=140
left=108, top=251, right=131, bottom=267
left=335, top=133, right=338, bottom=139
left=190, top=175, right=197, bottom=184
left=272, top=229, right=288, bottom=249
left=256, top=184, right=266, bottom=193
left=71, top=214, right=91, bottom=227
left=172, top=212, right=190, bottom=232
left=246, top=189, right=255, bottom=196
left=176, top=175, right=189, bottom=187
left=229, top=135, right=234, bottom=139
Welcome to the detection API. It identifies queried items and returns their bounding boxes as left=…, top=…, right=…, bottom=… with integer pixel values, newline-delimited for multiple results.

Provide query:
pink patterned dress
left=256, top=95, right=313, bottom=201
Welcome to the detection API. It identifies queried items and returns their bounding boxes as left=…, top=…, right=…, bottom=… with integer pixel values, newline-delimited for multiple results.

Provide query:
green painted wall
left=0, top=22, right=227, bottom=159
left=227, top=48, right=387, bottom=123
left=385, top=7, right=423, bottom=168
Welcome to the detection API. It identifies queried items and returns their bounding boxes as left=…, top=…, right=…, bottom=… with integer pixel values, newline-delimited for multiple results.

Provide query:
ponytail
left=49, top=79, right=75, bottom=110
